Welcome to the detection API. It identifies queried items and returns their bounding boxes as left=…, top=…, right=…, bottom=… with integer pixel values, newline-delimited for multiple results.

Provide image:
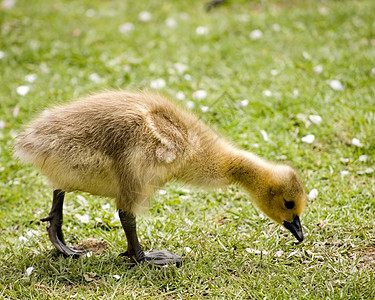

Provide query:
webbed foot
left=120, top=249, right=182, bottom=267
left=144, top=250, right=182, bottom=267
left=41, top=214, right=86, bottom=257
left=118, top=210, right=182, bottom=267
left=41, top=190, right=86, bottom=257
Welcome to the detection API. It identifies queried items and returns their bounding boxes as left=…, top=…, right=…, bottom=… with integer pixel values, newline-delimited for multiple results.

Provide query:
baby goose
left=15, top=91, right=306, bottom=266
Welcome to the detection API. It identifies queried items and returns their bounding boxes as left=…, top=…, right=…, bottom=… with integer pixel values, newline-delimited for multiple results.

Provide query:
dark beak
left=283, top=216, right=304, bottom=242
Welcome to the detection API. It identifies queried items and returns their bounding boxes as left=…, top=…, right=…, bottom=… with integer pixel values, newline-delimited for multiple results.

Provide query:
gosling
left=15, top=90, right=306, bottom=266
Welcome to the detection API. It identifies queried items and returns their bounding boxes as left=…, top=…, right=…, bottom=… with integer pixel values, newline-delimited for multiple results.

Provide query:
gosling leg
left=41, top=189, right=86, bottom=256
left=118, top=210, right=145, bottom=262
left=119, top=210, right=182, bottom=267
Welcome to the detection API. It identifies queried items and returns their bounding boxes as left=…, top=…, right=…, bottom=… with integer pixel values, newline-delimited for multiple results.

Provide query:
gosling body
left=15, top=91, right=306, bottom=264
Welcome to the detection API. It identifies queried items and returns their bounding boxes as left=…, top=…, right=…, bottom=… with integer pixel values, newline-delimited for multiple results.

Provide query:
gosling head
left=249, top=165, right=306, bottom=242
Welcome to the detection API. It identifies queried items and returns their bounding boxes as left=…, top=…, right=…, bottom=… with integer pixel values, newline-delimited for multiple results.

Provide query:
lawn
left=1, top=0, right=375, bottom=298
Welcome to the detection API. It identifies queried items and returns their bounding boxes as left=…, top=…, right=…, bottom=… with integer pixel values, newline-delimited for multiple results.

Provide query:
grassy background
left=1, top=0, right=375, bottom=298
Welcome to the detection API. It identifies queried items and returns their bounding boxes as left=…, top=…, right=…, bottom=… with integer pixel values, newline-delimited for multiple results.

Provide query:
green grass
left=1, top=0, right=375, bottom=298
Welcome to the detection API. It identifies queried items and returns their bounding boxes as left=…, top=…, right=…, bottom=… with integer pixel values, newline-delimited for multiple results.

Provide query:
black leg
left=118, top=210, right=145, bottom=262
left=119, top=210, right=182, bottom=267
left=41, top=190, right=86, bottom=256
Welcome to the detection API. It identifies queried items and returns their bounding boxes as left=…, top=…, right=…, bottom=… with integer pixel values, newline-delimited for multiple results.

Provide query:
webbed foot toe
left=119, top=249, right=182, bottom=267
left=41, top=216, right=86, bottom=257
left=143, top=250, right=182, bottom=267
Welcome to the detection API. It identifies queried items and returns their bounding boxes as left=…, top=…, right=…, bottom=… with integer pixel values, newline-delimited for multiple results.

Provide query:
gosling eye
left=284, top=200, right=295, bottom=209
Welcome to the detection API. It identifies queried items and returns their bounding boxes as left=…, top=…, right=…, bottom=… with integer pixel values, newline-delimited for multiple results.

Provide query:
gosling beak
left=283, top=216, right=304, bottom=242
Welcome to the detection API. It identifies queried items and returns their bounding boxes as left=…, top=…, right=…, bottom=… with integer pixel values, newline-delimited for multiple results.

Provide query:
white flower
left=184, top=246, right=192, bottom=253
left=341, top=170, right=349, bottom=176
left=0, top=51, right=4, bottom=59
left=19, top=236, right=28, bottom=242
left=196, top=26, right=209, bottom=35
left=176, top=91, right=186, bottom=100
left=308, top=188, right=318, bottom=200
left=113, top=275, right=121, bottom=280
left=26, top=229, right=40, bottom=237
left=184, top=74, right=192, bottom=81
left=319, top=6, right=329, bottom=15
left=16, top=85, right=30, bottom=96
left=150, top=78, right=166, bottom=89
left=293, top=89, right=299, bottom=97
left=340, top=158, right=350, bottom=163
left=193, top=90, right=207, bottom=100
left=287, top=250, right=298, bottom=258
left=76, top=194, right=88, bottom=205
left=270, top=69, right=279, bottom=76
left=246, top=248, right=261, bottom=254
left=302, top=51, right=311, bottom=60
left=250, top=29, right=263, bottom=40
left=2, top=0, right=16, bottom=9
left=260, top=130, right=269, bottom=142
left=186, top=101, right=195, bottom=109
left=240, top=99, right=249, bottom=107
left=179, top=195, right=191, bottom=201
left=123, top=65, right=131, bottom=72
left=184, top=218, right=193, bottom=226
left=25, top=74, right=37, bottom=83
left=351, top=138, right=363, bottom=148
left=26, top=267, right=34, bottom=277
left=309, top=115, right=322, bottom=125
left=329, top=80, right=344, bottom=91
left=246, top=248, right=268, bottom=255
left=301, top=134, right=315, bottom=144
left=138, top=11, right=151, bottom=22
left=200, top=106, right=210, bottom=112
left=75, top=214, right=90, bottom=224
left=165, top=18, right=177, bottom=28
left=102, top=203, right=111, bottom=210
left=272, top=24, right=281, bottom=32
left=313, top=65, right=323, bottom=74
left=365, top=168, right=374, bottom=174
left=262, top=90, right=272, bottom=97
left=119, top=23, right=134, bottom=33
left=158, top=189, right=167, bottom=195
left=173, top=62, right=188, bottom=74
left=237, top=99, right=249, bottom=107
left=358, top=155, right=368, bottom=162
left=0, top=120, right=5, bottom=129
left=275, top=250, right=284, bottom=257
left=89, top=73, right=102, bottom=84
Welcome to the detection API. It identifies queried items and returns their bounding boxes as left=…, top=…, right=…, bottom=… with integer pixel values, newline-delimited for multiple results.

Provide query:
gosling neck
left=225, top=149, right=274, bottom=193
